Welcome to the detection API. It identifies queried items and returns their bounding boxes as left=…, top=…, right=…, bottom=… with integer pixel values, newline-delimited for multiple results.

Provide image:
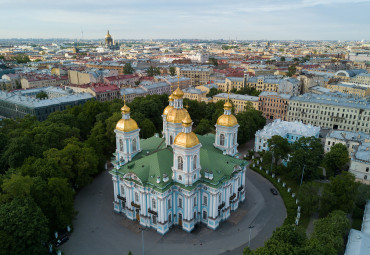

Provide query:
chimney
left=156, top=176, right=161, bottom=183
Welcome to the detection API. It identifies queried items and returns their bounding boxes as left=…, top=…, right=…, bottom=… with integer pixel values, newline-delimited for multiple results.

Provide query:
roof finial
left=227, top=84, right=230, bottom=102
left=177, top=74, right=180, bottom=89
left=123, top=94, right=126, bottom=105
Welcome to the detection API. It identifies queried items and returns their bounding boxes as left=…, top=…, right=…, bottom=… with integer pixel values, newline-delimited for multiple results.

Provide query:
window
left=230, top=186, right=232, bottom=194
left=194, top=211, right=197, bottom=220
left=168, top=199, right=172, bottom=209
left=152, top=198, right=156, bottom=210
left=367, top=167, right=369, bottom=173
left=132, top=138, right=136, bottom=152
left=193, top=155, right=197, bottom=169
left=152, top=215, right=157, bottom=224
left=194, top=197, right=197, bottom=206
left=169, top=214, right=172, bottom=223
left=238, top=178, right=241, bottom=187
left=178, top=197, right=183, bottom=208
left=178, top=156, right=183, bottom=170
left=220, top=134, right=225, bottom=146
left=218, top=194, right=221, bottom=204
left=135, top=192, right=139, bottom=202
left=365, top=175, right=368, bottom=180
left=170, top=136, right=173, bottom=145
left=119, top=139, right=123, bottom=151
left=120, top=186, right=125, bottom=196
left=203, top=195, right=208, bottom=206
left=203, top=210, right=207, bottom=220
left=178, top=175, right=182, bottom=181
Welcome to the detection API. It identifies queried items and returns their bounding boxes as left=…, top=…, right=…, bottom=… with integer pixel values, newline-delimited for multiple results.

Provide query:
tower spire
left=177, top=74, right=180, bottom=89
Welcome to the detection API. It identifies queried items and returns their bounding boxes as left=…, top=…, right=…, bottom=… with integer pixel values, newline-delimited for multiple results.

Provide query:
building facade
left=213, top=93, right=259, bottom=113
left=258, top=92, right=291, bottom=120
left=287, top=93, right=370, bottom=133
left=254, top=119, right=320, bottom=152
left=110, top=87, right=247, bottom=234
left=176, top=67, right=212, bottom=86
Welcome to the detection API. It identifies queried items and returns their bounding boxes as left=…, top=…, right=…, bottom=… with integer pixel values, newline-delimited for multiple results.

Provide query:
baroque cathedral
left=110, top=85, right=247, bottom=234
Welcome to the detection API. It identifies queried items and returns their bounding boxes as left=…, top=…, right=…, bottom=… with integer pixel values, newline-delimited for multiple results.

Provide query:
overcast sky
left=1, top=0, right=369, bottom=40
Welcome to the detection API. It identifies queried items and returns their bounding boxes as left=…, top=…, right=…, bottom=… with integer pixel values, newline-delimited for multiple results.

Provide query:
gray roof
left=214, top=93, right=258, bottom=102
left=327, top=130, right=370, bottom=142
left=259, top=91, right=292, bottom=99
left=120, top=87, right=147, bottom=95
left=354, top=142, right=370, bottom=163
left=290, top=93, right=370, bottom=110
left=183, top=87, right=204, bottom=94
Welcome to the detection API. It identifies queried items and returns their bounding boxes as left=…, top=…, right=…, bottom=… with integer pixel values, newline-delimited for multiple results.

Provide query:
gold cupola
left=105, top=30, right=112, bottom=38
left=116, top=102, right=139, bottom=132
left=173, top=116, right=199, bottom=148
left=163, top=94, right=174, bottom=115
left=166, top=80, right=190, bottom=123
left=172, top=86, right=184, bottom=99
left=216, top=95, right=238, bottom=127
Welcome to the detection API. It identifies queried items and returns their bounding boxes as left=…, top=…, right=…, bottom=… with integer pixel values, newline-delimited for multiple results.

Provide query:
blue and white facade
left=254, top=119, right=320, bottom=152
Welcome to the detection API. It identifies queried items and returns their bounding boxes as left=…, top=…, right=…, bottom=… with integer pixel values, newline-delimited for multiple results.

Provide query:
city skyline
left=1, top=0, right=370, bottom=40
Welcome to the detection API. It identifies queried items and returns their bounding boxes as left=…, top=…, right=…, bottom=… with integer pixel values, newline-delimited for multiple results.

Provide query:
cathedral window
left=178, top=175, right=182, bottom=181
left=169, top=214, right=172, bottom=223
left=178, top=156, right=183, bottom=170
left=178, top=197, right=183, bottom=208
left=194, top=197, right=197, bottom=206
left=170, top=136, right=173, bottom=145
left=203, top=195, right=208, bottom=206
left=193, top=155, right=197, bottom=169
left=168, top=199, right=172, bottom=209
left=218, top=194, right=221, bottom=204
left=203, top=210, right=207, bottom=220
left=220, top=134, right=225, bottom=146
left=132, top=138, right=137, bottom=152
left=135, top=192, right=139, bottom=203
left=119, top=139, right=123, bottom=151
left=152, top=215, right=157, bottom=224
left=152, top=198, right=156, bottom=210
left=120, top=186, right=125, bottom=196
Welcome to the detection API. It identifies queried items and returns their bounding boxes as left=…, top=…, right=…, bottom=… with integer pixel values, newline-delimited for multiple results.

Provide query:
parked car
left=55, top=235, right=69, bottom=247
left=270, top=188, right=278, bottom=195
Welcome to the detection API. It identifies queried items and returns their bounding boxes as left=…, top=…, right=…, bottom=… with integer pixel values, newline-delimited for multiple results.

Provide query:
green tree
left=35, top=91, right=48, bottom=99
left=169, top=66, right=176, bottom=76
left=194, top=119, right=212, bottom=135
left=320, top=172, right=358, bottom=215
left=287, top=64, right=297, bottom=77
left=287, top=137, right=324, bottom=183
left=206, top=87, right=222, bottom=98
left=280, top=56, right=286, bottom=62
left=355, top=184, right=370, bottom=208
left=0, top=197, right=49, bottom=255
left=123, top=63, right=134, bottom=74
left=1, top=174, right=34, bottom=201
left=1, top=136, right=36, bottom=170
left=297, top=182, right=320, bottom=216
left=267, top=135, right=291, bottom=165
left=208, top=57, right=218, bottom=66
left=323, top=143, right=349, bottom=176
left=140, top=119, right=156, bottom=138
left=236, top=109, right=266, bottom=144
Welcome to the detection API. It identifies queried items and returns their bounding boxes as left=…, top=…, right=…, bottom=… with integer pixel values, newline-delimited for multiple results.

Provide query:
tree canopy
left=323, top=143, right=349, bottom=176
left=123, top=63, right=134, bottom=74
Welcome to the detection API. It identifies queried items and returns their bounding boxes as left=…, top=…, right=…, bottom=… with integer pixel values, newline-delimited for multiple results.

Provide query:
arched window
left=194, top=211, right=197, bottom=220
left=169, top=214, right=172, bottom=223
left=178, top=175, right=182, bottom=181
left=170, top=136, right=173, bottom=145
left=178, top=156, right=183, bottom=170
left=133, top=138, right=137, bottom=152
left=119, top=139, right=123, bottom=151
left=220, top=134, right=225, bottom=146
left=193, top=155, right=197, bottom=169
left=365, top=175, right=368, bottom=180
left=233, top=134, right=236, bottom=145
left=203, top=210, right=207, bottom=220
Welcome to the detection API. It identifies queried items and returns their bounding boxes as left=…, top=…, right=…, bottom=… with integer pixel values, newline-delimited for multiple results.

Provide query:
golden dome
left=116, top=118, right=138, bottom=132
left=172, top=87, right=184, bottom=99
left=217, top=114, right=238, bottom=127
left=105, top=30, right=112, bottom=38
left=169, top=94, right=174, bottom=101
left=162, top=105, right=174, bottom=115
left=182, top=115, right=192, bottom=127
left=224, top=101, right=232, bottom=110
left=174, top=132, right=199, bottom=148
left=166, top=108, right=190, bottom=123
left=121, top=104, right=130, bottom=114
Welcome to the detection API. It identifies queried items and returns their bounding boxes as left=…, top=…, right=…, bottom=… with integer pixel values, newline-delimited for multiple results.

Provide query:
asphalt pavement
left=62, top=165, right=286, bottom=255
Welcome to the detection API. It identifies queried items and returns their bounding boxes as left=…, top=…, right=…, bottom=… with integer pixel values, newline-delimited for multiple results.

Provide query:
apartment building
left=183, top=87, right=207, bottom=102
left=217, top=77, right=246, bottom=92
left=258, top=92, right=291, bottom=120
left=324, top=130, right=370, bottom=155
left=21, top=75, right=68, bottom=89
left=327, top=82, right=370, bottom=97
left=213, top=93, right=259, bottom=113
left=287, top=93, right=370, bottom=133
left=176, top=67, right=212, bottom=86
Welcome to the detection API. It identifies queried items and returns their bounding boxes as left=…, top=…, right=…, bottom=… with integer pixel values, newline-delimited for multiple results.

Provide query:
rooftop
left=215, top=93, right=259, bottom=102
left=256, top=119, right=320, bottom=138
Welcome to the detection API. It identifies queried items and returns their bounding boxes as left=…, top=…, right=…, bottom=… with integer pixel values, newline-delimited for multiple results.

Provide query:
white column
left=187, top=197, right=191, bottom=220
left=113, top=180, right=117, bottom=201
left=162, top=199, right=166, bottom=222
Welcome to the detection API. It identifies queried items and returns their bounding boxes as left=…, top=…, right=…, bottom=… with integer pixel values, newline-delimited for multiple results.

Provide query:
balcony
left=117, top=195, right=126, bottom=202
left=148, top=208, right=158, bottom=216
left=218, top=202, right=225, bottom=210
left=229, top=193, right=236, bottom=201
left=238, top=186, right=244, bottom=192
left=131, top=201, right=141, bottom=209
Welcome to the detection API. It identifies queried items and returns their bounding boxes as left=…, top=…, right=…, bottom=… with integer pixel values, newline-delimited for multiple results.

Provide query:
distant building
left=349, top=140, right=370, bottom=185
left=104, top=74, right=140, bottom=87
left=67, top=83, right=120, bottom=102
left=213, top=93, right=259, bottom=113
left=254, top=119, right=320, bottom=152
left=247, top=76, right=299, bottom=95
left=176, top=67, right=212, bottom=86
left=258, top=92, right=291, bottom=121
left=120, top=88, right=148, bottom=103
left=344, top=200, right=370, bottom=255
left=68, top=69, right=118, bottom=85
left=334, top=69, right=366, bottom=82
left=287, top=93, right=370, bottom=133
left=351, top=73, right=370, bottom=86
left=140, top=82, right=170, bottom=96
left=327, top=82, right=370, bottom=97
left=183, top=87, right=207, bottom=102
left=217, top=76, right=247, bottom=92
left=324, top=130, right=369, bottom=155
left=20, top=74, right=68, bottom=89
left=0, top=87, right=93, bottom=121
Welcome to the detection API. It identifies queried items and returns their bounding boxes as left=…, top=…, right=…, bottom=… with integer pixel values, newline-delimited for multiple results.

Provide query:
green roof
left=110, top=134, right=247, bottom=192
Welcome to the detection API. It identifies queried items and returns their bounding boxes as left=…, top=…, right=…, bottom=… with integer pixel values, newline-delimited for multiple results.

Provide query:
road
left=62, top=166, right=286, bottom=255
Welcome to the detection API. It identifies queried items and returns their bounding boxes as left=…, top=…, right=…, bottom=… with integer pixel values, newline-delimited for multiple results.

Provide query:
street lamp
left=139, top=227, right=146, bottom=255
left=300, top=164, right=306, bottom=186
left=248, top=225, right=255, bottom=247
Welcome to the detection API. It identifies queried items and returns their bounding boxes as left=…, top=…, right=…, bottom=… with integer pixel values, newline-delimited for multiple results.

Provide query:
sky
left=0, top=0, right=369, bottom=40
